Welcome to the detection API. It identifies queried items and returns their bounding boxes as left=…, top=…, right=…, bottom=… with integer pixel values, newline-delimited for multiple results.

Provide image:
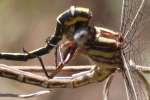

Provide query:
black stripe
left=57, top=8, right=91, bottom=25
left=86, top=45, right=119, bottom=52
left=89, top=55, right=121, bottom=64
left=85, top=42, right=120, bottom=52
left=87, top=41, right=117, bottom=48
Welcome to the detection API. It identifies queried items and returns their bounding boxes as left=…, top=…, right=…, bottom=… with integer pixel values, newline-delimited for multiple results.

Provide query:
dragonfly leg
left=49, top=65, right=97, bottom=88
left=49, top=41, right=77, bottom=78
left=23, top=48, right=52, bottom=78
left=0, top=64, right=117, bottom=88
left=0, top=64, right=97, bottom=88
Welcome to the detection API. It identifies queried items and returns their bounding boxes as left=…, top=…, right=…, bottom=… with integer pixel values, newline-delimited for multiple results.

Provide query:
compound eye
left=74, top=30, right=87, bottom=40
left=73, top=28, right=89, bottom=46
left=80, top=33, right=87, bottom=39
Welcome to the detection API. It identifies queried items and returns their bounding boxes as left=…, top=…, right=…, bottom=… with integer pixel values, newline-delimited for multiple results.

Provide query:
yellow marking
left=86, top=49, right=115, bottom=58
left=95, top=26, right=118, bottom=35
left=56, top=10, right=68, bottom=24
left=76, top=7, right=90, bottom=13
left=96, top=36, right=116, bottom=44
left=93, top=63, right=117, bottom=82
left=64, top=16, right=89, bottom=25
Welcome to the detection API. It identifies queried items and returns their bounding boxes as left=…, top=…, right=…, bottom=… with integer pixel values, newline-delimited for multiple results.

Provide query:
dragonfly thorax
left=78, top=26, right=123, bottom=66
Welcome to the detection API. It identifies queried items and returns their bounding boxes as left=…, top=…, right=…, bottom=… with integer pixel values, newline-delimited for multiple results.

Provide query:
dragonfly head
left=57, top=6, right=92, bottom=42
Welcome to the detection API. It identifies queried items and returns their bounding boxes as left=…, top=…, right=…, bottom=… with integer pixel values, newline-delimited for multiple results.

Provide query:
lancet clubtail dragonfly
left=0, top=0, right=149, bottom=100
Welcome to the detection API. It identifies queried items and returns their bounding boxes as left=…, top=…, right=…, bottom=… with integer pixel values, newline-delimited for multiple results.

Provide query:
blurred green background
left=0, top=0, right=149, bottom=100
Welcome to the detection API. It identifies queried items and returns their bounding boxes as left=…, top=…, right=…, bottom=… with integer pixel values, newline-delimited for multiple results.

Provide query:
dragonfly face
left=56, top=6, right=92, bottom=42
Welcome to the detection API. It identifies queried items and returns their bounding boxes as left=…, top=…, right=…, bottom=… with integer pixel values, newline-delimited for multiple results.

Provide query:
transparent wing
left=120, top=0, right=146, bottom=65
left=120, top=0, right=150, bottom=99
left=120, top=0, right=145, bottom=38
left=121, top=54, right=150, bottom=100
left=123, top=70, right=150, bottom=100
left=121, top=0, right=150, bottom=65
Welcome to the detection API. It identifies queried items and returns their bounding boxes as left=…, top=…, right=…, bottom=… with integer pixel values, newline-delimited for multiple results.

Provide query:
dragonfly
left=0, top=0, right=149, bottom=100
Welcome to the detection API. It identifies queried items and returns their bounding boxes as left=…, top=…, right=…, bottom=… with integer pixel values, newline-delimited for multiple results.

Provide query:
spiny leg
left=23, top=48, right=51, bottom=78
left=0, top=64, right=97, bottom=88
left=48, top=66, right=97, bottom=88
left=50, top=41, right=77, bottom=78
left=47, top=45, right=64, bottom=78
left=55, top=45, right=58, bottom=67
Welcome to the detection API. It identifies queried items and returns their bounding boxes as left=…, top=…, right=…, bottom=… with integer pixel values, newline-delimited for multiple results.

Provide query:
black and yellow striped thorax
left=80, top=27, right=123, bottom=65
left=57, top=6, right=92, bottom=26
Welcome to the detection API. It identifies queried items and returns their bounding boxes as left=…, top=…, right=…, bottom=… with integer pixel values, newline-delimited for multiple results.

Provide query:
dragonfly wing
left=122, top=54, right=150, bottom=100
left=120, top=0, right=150, bottom=99
left=120, top=0, right=145, bottom=38
left=132, top=71, right=150, bottom=99
left=120, top=0, right=147, bottom=66
left=123, top=70, right=150, bottom=100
